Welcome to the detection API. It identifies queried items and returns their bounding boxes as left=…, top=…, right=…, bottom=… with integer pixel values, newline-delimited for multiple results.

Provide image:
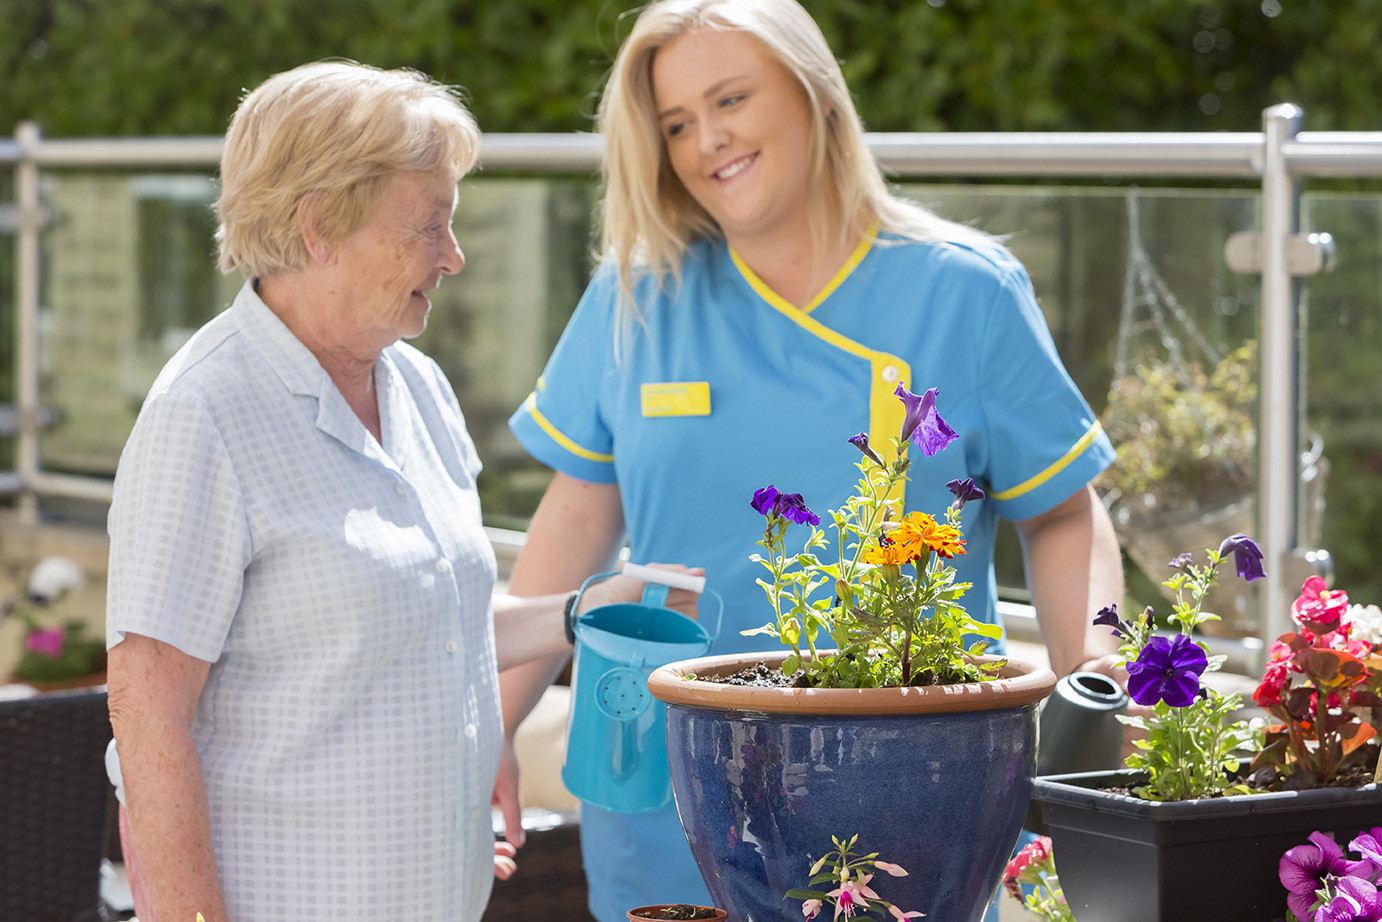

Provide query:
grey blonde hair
left=215, top=61, right=480, bottom=278
left=598, top=0, right=990, bottom=326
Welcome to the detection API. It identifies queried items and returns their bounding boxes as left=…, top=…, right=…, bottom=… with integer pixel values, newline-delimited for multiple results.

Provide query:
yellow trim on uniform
left=523, top=393, right=615, bottom=463
left=802, top=231, right=876, bottom=314
left=730, top=232, right=910, bottom=506
left=989, top=421, right=1106, bottom=501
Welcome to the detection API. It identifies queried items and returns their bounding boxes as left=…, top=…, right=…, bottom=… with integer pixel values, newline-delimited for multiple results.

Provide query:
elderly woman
left=105, top=61, right=697, bottom=922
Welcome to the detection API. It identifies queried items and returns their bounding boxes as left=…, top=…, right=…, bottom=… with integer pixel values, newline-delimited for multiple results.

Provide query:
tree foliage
left=4, top=0, right=1382, bottom=138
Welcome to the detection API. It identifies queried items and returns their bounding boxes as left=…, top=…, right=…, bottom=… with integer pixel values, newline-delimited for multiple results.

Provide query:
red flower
left=1294, top=576, right=1350, bottom=633
left=1255, top=659, right=1292, bottom=708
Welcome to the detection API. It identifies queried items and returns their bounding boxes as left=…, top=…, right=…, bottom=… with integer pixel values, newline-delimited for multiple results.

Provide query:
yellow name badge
left=641, top=382, right=711, bottom=418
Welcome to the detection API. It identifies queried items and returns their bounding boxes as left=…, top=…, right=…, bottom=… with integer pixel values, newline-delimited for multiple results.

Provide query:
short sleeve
left=106, top=390, right=252, bottom=662
left=977, top=264, right=1115, bottom=521
left=507, top=264, right=619, bottom=483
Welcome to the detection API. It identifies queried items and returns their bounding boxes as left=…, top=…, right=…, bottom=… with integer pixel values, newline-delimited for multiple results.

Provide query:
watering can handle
left=619, top=562, right=707, bottom=595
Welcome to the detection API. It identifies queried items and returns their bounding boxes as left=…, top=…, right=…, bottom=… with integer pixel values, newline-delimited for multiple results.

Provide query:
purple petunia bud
left=1218, top=533, right=1266, bottom=582
left=946, top=478, right=985, bottom=511
left=848, top=432, right=885, bottom=467
left=1167, top=552, right=1193, bottom=570
left=1093, top=604, right=1123, bottom=637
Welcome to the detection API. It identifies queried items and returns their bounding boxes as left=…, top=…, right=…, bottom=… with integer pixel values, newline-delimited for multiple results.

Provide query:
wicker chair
left=0, top=687, right=115, bottom=922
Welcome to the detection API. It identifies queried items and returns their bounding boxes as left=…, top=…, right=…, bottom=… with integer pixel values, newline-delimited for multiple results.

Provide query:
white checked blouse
left=106, top=281, right=501, bottom=922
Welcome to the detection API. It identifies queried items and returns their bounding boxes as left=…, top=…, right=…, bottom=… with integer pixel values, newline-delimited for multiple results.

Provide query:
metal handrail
left=7, top=129, right=1382, bottom=176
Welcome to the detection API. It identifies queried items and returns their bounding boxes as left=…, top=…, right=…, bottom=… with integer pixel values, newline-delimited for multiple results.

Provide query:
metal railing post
left=1258, top=104, right=1305, bottom=658
left=14, top=121, right=42, bottom=525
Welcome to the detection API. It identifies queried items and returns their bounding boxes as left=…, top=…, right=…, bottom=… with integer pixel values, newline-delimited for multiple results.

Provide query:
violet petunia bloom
left=1093, top=604, right=1123, bottom=637
left=1319, top=875, right=1382, bottom=922
left=1352, top=829, right=1382, bottom=867
left=1218, top=533, right=1266, bottom=582
left=775, top=492, right=821, bottom=527
left=946, top=478, right=985, bottom=511
left=1280, top=832, right=1377, bottom=922
left=1167, top=552, right=1193, bottom=570
left=848, top=432, right=885, bottom=467
left=751, top=485, right=780, bottom=517
left=895, top=385, right=958, bottom=457
left=1125, top=634, right=1208, bottom=707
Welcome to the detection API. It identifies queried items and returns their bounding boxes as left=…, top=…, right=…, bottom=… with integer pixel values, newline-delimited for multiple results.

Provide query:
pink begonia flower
left=872, top=860, right=908, bottom=877
left=1294, top=576, right=1350, bottom=632
left=801, top=899, right=823, bottom=920
left=25, top=626, right=66, bottom=658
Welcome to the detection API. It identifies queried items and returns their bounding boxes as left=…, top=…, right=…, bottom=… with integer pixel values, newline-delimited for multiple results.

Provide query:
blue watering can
left=562, top=563, right=722, bottom=813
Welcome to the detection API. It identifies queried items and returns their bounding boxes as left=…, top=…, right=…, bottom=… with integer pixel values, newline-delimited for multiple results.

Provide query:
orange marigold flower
left=862, top=538, right=920, bottom=566
left=894, top=512, right=967, bottom=559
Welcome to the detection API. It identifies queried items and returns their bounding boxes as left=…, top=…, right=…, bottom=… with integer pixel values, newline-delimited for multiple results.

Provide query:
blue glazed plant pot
left=646, top=651, right=1055, bottom=922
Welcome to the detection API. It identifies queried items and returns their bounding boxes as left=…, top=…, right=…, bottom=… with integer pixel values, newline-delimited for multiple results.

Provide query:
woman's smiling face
left=651, top=27, right=816, bottom=250
left=330, top=169, right=464, bottom=347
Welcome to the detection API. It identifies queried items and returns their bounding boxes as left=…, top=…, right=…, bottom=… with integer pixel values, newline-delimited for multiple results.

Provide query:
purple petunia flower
left=1218, top=533, right=1266, bottom=582
left=946, top=478, right=985, bottom=511
left=751, top=485, right=819, bottom=526
left=775, top=492, right=820, bottom=527
left=895, top=385, right=958, bottom=457
left=1352, top=830, right=1382, bottom=867
left=1319, top=875, right=1382, bottom=922
left=1280, top=833, right=1378, bottom=921
left=751, top=485, right=780, bottom=516
left=1167, top=552, right=1193, bottom=570
left=1125, top=634, right=1209, bottom=707
left=848, top=432, right=884, bottom=467
left=1093, top=604, right=1123, bottom=638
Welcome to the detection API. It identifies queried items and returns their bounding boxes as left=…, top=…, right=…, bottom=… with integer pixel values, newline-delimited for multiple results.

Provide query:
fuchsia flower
left=1295, top=576, right=1351, bottom=633
left=25, top=626, right=66, bottom=658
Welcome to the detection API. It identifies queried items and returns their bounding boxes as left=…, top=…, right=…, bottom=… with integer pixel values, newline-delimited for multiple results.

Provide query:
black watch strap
left=563, top=591, right=579, bottom=645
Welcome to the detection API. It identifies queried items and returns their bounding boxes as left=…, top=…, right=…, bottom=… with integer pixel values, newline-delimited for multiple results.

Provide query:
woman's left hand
left=493, top=839, right=517, bottom=880
left=579, top=562, right=705, bottom=619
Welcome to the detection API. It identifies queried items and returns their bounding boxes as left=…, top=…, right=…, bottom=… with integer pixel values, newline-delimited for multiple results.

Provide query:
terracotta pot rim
left=647, top=650, right=1055, bottom=715
left=626, top=904, right=728, bottom=922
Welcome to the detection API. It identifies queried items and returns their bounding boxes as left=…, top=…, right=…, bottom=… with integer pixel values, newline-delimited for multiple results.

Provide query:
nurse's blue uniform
left=509, top=231, right=1114, bottom=921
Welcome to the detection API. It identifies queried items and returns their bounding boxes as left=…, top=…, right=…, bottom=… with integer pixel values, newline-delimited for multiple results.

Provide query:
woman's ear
left=297, top=191, right=334, bottom=265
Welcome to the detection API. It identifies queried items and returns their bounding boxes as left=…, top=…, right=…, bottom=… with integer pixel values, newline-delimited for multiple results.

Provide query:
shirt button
left=445, top=640, right=458, bottom=654
left=881, top=365, right=901, bottom=383
left=436, top=558, right=451, bottom=573
left=464, top=723, right=478, bottom=739
left=469, top=807, right=485, bottom=824
left=395, top=482, right=407, bottom=495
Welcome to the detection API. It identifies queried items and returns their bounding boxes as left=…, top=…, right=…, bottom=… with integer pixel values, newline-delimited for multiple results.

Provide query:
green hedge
left=4, top=0, right=1382, bottom=138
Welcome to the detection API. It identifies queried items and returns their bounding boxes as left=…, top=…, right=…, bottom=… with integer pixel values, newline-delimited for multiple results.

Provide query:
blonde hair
left=215, top=61, right=480, bottom=278
left=598, top=0, right=991, bottom=324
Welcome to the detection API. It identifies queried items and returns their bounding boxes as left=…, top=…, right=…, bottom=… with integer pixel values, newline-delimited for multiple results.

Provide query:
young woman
left=503, top=1, right=1125, bottom=917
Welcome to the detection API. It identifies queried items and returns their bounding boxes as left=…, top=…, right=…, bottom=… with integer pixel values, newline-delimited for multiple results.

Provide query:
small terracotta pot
left=626, top=905, right=728, bottom=922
